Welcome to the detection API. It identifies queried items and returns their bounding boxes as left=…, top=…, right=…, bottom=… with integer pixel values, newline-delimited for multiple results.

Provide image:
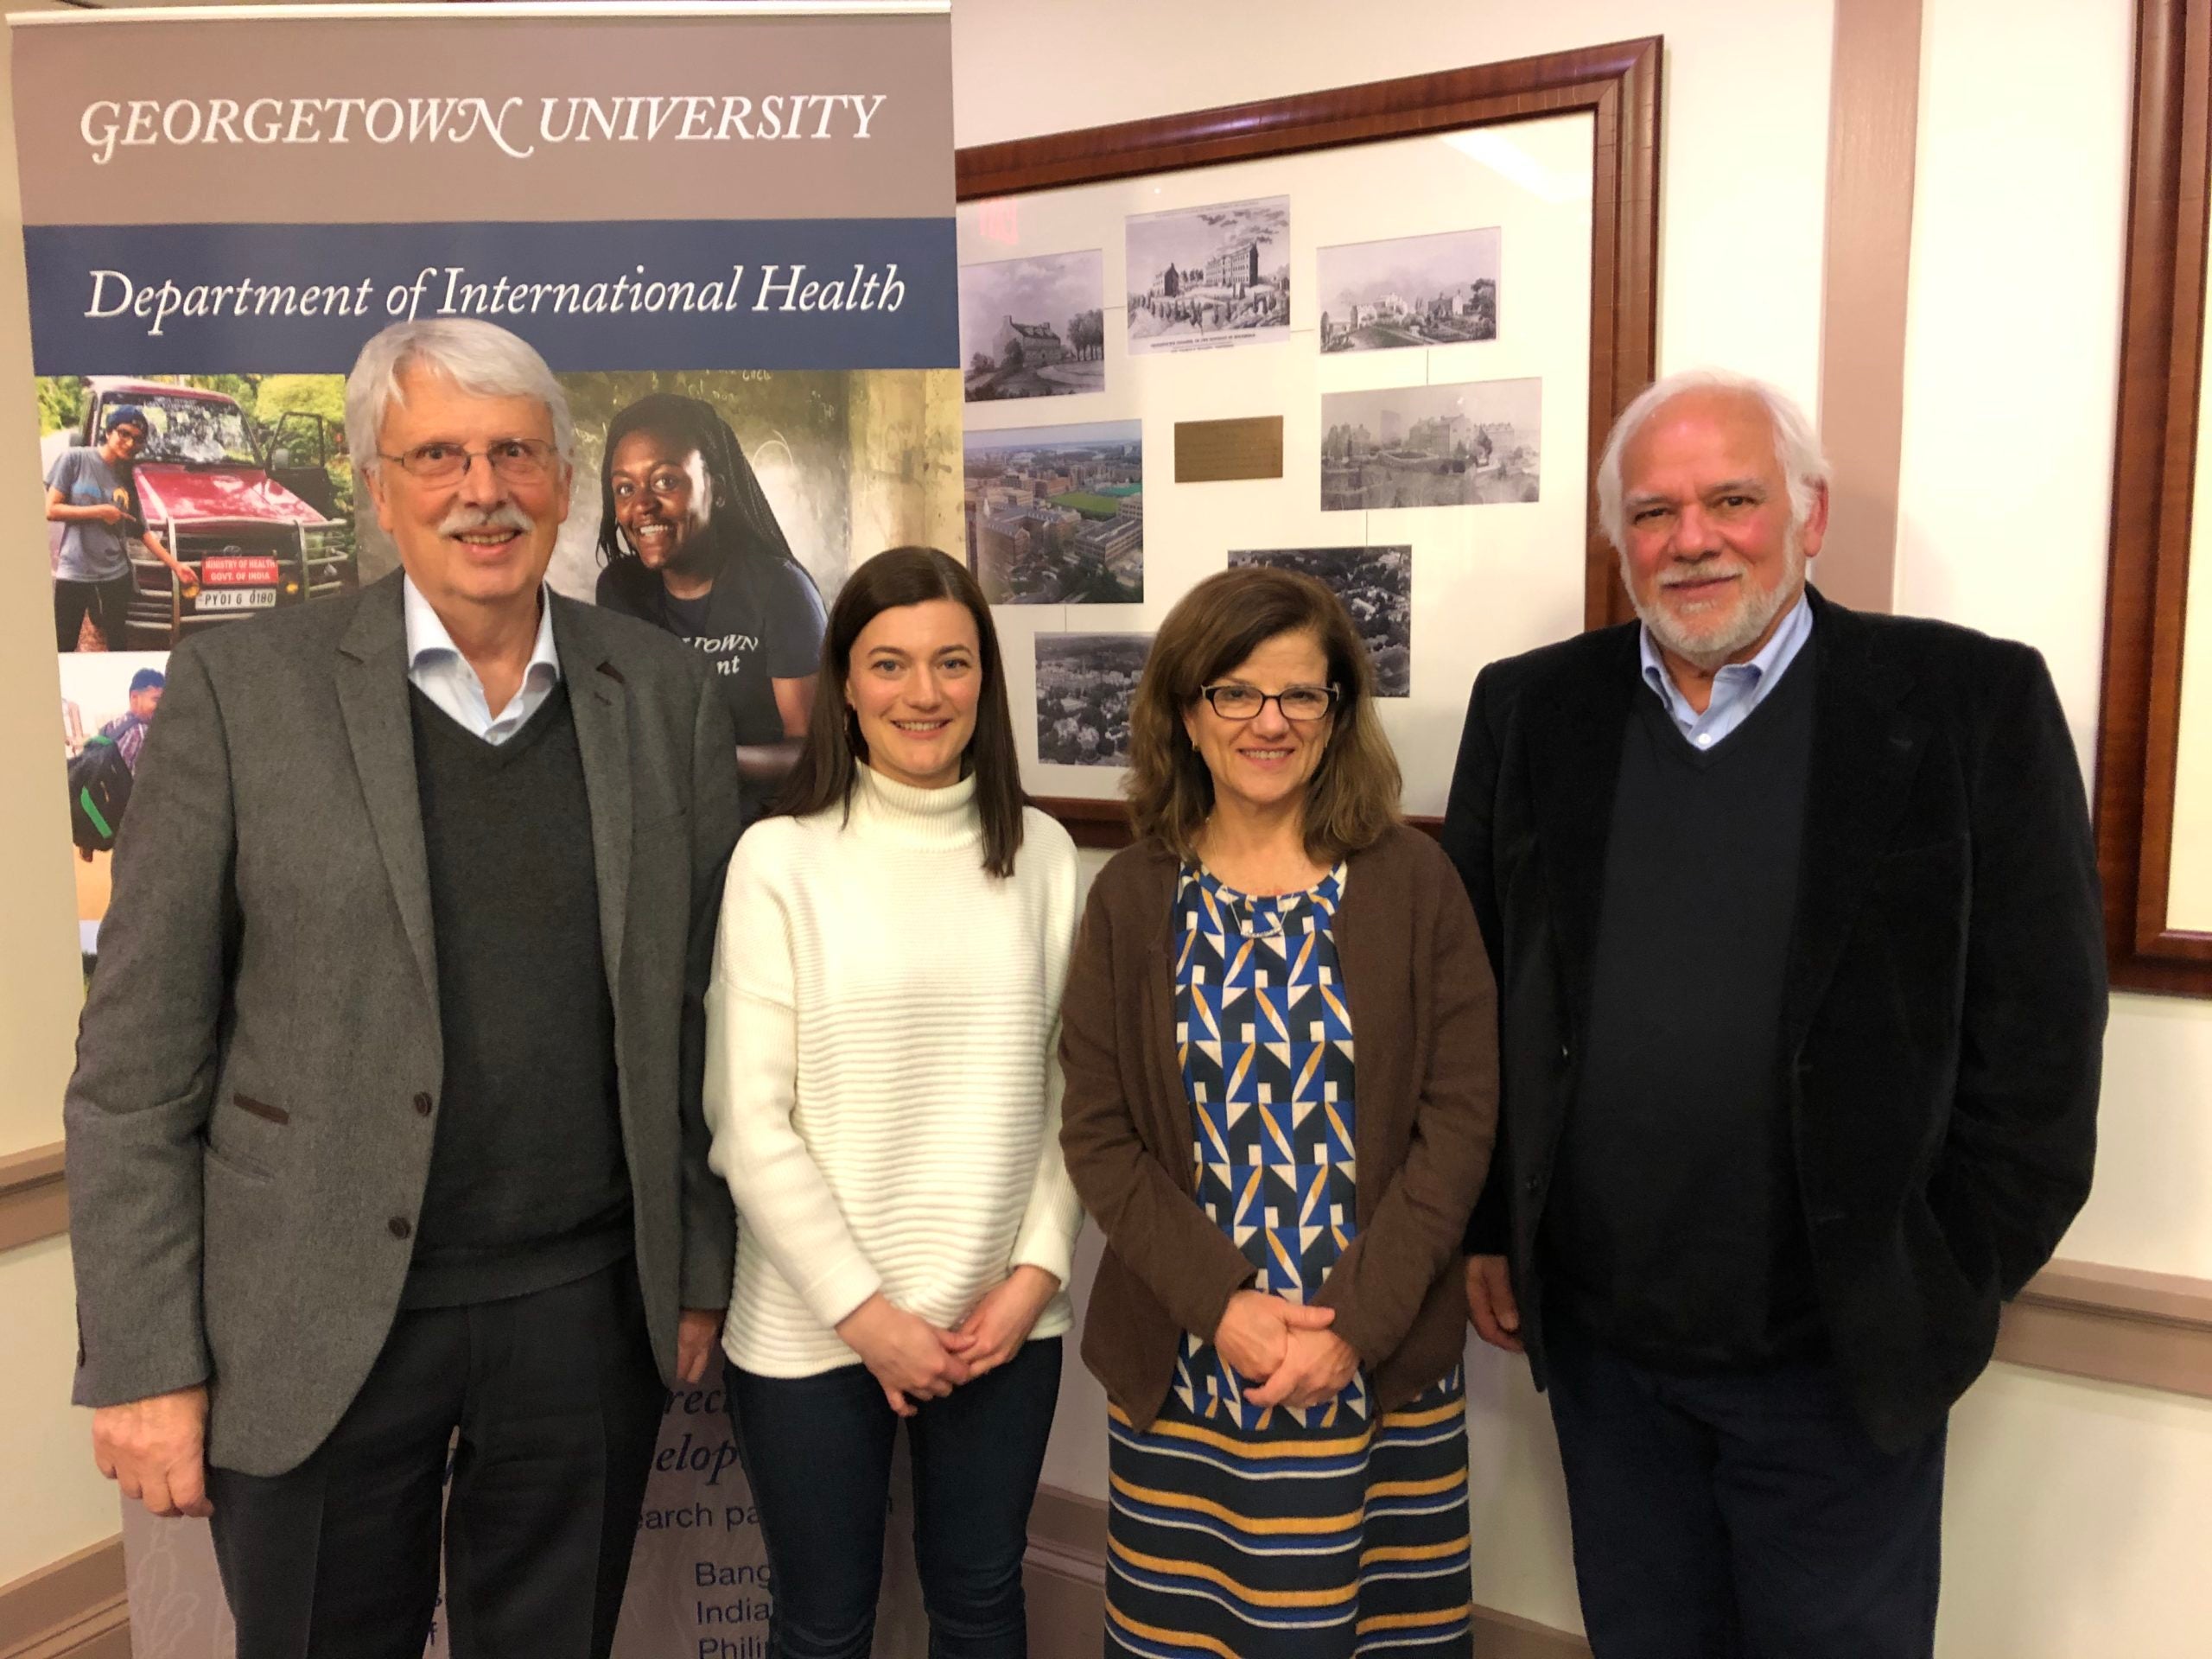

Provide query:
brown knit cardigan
left=1057, top=823, right=1500, bottom=1431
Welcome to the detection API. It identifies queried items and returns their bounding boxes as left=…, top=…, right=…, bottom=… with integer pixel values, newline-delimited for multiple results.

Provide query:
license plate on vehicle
left=196, top=587, right=276, bottom=612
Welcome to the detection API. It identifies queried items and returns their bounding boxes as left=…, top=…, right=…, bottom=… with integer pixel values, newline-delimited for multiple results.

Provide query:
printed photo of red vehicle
left=42, top=377, right=355, bottom=650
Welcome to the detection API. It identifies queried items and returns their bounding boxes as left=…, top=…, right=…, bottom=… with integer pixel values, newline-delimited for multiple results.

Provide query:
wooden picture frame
left=955, top=38, right=1662, bottom=847
left=2097, top=0, right=2212, bottom=995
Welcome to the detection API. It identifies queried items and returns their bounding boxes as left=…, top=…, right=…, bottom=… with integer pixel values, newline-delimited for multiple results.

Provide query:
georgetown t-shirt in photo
left=594, top=553, right=827, bottom=744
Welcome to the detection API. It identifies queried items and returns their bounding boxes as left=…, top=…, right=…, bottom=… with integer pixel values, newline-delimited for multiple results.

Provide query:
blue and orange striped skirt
left=1103, top=1376, right=1472, bottom=1657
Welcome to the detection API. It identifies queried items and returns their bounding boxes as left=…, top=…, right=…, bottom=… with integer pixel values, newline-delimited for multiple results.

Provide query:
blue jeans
left=1544, top=1314, right=1945, bottom=1659
left=727, top=1337, right=1061, bottom=1659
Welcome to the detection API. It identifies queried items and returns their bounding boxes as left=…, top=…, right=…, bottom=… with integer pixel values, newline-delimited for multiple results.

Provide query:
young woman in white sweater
left=702, top=546, right=1081, bottom=1659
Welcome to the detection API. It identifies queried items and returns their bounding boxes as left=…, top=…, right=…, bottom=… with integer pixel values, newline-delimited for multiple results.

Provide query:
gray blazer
left=65, top=571, right=743, bottom=1477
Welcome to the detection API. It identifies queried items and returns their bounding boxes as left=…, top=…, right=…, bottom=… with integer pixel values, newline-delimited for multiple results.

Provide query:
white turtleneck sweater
left=703, top=766, right=1084, bottom=1377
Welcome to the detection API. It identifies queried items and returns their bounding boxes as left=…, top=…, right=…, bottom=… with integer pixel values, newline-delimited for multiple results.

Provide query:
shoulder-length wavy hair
left=771, top=547, right=1028, bottom=877
left=593, top=391, right=804, bottom=580
left=1127, top=566, right=1401, bottom=863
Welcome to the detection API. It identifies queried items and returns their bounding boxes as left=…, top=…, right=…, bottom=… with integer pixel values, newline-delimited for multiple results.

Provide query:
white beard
left=1625, top=526, right=1807, bottom=671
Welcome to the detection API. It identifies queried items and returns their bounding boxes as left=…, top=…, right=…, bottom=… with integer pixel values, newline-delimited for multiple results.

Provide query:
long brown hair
left=770, top=546, right=1027, bottom=877
left=1126, top=566, right=1401, bottom=862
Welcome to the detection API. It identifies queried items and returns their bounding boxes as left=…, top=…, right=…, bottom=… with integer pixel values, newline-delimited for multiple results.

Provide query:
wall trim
left=1997, top=1258, right=2212, bottom=1400
left=0, top=1141, right=65, bottom=1255
left=0, top=1534, right=128, bottom=1659
left=1023, top=1484, right=1591, bottom=1656
left=13, top=1123, right=2210, bottom=1400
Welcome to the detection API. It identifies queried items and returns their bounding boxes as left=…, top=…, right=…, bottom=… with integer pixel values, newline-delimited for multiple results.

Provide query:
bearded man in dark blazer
left=1441, top=369, right=2105, bottom=1658
left=65, top=319, right=742, bottom=1659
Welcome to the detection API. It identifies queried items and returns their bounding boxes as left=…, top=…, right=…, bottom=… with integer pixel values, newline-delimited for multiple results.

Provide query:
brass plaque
left=1174, top=416, right=1284, bottom=483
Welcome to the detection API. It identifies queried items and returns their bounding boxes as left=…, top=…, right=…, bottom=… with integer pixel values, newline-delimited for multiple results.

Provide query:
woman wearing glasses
left=593, top=392, right=826, bottom=813
left=1058, top=566, right=1501, bottom=1658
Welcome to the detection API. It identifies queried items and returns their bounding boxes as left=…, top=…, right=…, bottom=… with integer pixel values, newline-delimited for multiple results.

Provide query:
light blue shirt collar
left=402, top=575, right=562, bottom=743
left=1638, top=589, right=1814, bottom=752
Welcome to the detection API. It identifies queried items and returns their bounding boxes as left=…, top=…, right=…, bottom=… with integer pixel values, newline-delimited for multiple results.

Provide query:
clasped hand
left=836, top=1266, right=1060, bottom=1418
left=1214, top=1290, right=1358, bottom=1409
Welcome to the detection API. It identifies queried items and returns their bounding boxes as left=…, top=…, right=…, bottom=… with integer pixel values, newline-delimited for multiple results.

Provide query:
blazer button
left=388, top=1217, right=412, bottom=1240
left=412, top=1091, right=434, bottom=1116
left=1522, top=1174, right=1542, bottom=1196
left=1558, top=1040, right=1571, bottom=1061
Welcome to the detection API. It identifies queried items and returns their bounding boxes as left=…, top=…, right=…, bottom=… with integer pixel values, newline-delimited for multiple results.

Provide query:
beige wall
left=0, top=1238, right=120, bottom=1590
left=966, top=0, right=2212, bottom=1653
left=0, top=0, right=129, bottom=1593
left=0, top=6, right=86, bottom=1157
left=1897, top=7, right=2212, bottom=1643
left=1898, top=0, right=2212, bottom=1285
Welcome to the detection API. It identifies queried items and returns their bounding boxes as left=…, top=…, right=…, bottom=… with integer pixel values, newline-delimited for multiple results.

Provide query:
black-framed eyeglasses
left=1198, top=683, right=1340, bottom=721
left=379, top=439, right=558, bottom=486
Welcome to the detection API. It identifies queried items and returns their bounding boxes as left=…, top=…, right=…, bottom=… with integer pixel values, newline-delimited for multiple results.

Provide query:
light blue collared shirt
left=402, top=575, right=562, bottom=743
left=1638, top=591, right=1815, bottom=751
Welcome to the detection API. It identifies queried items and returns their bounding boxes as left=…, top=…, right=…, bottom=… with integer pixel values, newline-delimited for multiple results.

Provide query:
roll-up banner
left=14, top=3, right=959, bottom=1652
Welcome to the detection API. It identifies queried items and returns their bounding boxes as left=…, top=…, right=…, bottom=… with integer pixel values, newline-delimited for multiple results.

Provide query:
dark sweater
left=1541, top=645, right=1821, bottom=1370
left=401, top=682, right=633, bottom=1309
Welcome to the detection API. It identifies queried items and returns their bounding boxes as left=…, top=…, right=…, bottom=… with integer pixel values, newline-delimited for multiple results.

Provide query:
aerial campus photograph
left=1034, top=632, right=1151, bottom=766
left=963, top=419, right=1144, bottom=603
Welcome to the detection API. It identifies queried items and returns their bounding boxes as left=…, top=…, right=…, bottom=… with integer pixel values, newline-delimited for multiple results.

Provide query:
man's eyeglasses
left=1197, top=683, right=1340, bottom=721
left=380, top=439, right=558, bottom=486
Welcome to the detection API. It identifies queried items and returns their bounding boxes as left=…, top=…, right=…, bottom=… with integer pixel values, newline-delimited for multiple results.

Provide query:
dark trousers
left=727, top=1337, right=1062, bottom=1659
left=55, top=575, right=134, bottom=652
left=206, top=1259, right=664, bottom=1659
left=1543, top=1315, right=1945, bottom=1659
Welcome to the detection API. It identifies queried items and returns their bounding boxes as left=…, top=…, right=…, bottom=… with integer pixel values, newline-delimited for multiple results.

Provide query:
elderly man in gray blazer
left=65, top=318, right=743, bottom=1659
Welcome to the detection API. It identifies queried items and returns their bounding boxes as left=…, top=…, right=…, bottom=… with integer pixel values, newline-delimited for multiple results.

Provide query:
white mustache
left=1658, top=560, right=1745, bottom=588
left=437, top=504, right=535, bottom=537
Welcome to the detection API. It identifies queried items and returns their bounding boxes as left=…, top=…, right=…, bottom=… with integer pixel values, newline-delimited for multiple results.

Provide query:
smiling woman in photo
left=594, top=391, right=826, bottom=810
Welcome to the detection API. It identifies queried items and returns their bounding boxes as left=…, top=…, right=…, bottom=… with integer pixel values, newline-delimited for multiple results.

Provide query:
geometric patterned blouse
left=1171, top=861, right=1367, bottom=1430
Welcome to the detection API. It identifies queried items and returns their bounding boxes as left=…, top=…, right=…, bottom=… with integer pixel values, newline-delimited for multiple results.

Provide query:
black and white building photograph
left=1125, top=196, right=1292, bottom=353
left=1321, top=378, right=1541, bottom=510
left=1319, top=226, right=1499, bottom=353
left=959, top=251, right=1107, bottom=402
left=964, top=420, right=1144, bottom=603
left=1035, top=632, right=1152, bottom=766
left=1228, top=545, right=1412, bottom=696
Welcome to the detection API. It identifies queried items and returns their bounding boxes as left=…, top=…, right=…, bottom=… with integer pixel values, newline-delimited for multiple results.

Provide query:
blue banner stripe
left=23, top=219, right=956, bottom=373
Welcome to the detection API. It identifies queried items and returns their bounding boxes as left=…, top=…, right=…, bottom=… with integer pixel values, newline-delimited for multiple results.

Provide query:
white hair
left=344, top=319, right=575, bottom=480
left=1594, top=368, right=1829, bottom=550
